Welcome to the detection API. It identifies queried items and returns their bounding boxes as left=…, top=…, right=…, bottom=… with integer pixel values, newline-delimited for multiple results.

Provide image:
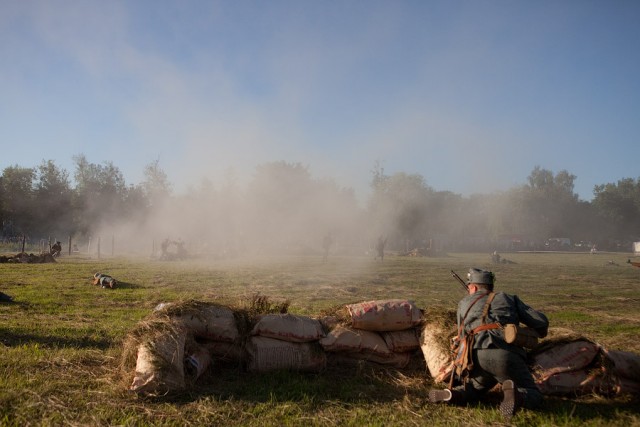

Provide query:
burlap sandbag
left=319, top=325, right=391, bottom=356
left=536, top=369, right=612, bottom=396
left=202, top=340, right=245, bottom=362
left=170, top=303, right=239, bottom=343
left=130, top=327, right=186, bottom=394
left=381, top=329, right=420, bottom=353
left=251, top=313, right=325, bottom=343
left=419, top=309, right=456, bottom=383
left=531, top=340, right=601, bottom=378
left=346, top=299, right=422, bottom=332
left=604, top=349, right=640, bottom=382
left=246, top=336, right=327, bottom=373
left=328, top=351, right=412, bottom=368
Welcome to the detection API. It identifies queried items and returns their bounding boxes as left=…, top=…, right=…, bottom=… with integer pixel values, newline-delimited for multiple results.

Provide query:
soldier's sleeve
left=514, top=295, right=549, bottom=338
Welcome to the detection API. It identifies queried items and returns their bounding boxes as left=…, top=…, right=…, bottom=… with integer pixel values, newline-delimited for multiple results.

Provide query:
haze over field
left=2, top=1, right=639, bottom=202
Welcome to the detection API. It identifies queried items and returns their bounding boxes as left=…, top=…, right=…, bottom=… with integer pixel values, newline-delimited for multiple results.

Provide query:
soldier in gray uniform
left=429, top=268, right=549, bottom=421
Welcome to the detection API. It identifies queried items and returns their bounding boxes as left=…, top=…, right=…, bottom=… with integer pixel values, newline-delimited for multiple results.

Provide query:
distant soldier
left=322, top=233, right=333, bottom=262
left=92, top=273, right=117, bottom=289
left=51, top=241, right=62, bottom=258
left=375, top=236, right=387, bottom=262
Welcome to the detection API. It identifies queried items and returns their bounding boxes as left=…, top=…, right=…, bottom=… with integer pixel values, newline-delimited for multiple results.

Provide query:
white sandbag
left=319, top=325, right=391, bottom=356
left=531, top=340, right=601, bottom=378
left=381, top=329, right=420, bottom=353
left=174, top=304, right=239, bottom=343
left=420, top=324, right=453, bottom=383
left=130, top=332, right=186, bottom=394
left=347, top=299, right=422, bottom=332
left=246, top=336, right=327, bottom=373
left=251, top=313, right=325, bottom=343
left=605, top=350, right=640, bottom=382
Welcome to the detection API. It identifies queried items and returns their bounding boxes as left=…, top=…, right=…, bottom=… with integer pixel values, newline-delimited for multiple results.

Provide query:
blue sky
left=1, top=1, right=639, bottom=201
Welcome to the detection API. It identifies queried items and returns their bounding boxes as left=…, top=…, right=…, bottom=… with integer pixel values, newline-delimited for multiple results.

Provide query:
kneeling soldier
left=429, top=268, right=549, bottom=421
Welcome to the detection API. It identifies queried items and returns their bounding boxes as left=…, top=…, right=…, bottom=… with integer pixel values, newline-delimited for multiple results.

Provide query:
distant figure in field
left=51, top=241, right=62, bottom=258
left=375, top=236, right=387, bottom=262
left=322, top=233, right=333, bottom=262
left=93, top=273, right=117, bottom=289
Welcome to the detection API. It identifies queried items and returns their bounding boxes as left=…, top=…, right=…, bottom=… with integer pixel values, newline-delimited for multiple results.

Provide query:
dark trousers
left=454, top=348, right=543, bottom=409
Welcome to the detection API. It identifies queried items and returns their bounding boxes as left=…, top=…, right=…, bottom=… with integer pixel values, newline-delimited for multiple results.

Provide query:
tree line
left=1, top=156, right=639, bottom=254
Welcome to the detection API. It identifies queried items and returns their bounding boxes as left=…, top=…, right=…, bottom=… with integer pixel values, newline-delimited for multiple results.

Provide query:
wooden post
left=88, top=237, right=91, bottom=254
left=68, top=236, right=72, bottom=256
left=21, top=235, right=26, bottom=254
left=97, top=237, right=101, bottom=259
left=48, top=236, right=51, bottom=254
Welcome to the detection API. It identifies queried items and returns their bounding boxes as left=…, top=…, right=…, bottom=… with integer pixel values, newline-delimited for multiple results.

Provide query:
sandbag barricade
left=123, top=300, right=640, bottom=399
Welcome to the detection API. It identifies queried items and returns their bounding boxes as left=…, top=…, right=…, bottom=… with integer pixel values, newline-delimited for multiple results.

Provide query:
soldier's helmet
left=94, top=272, right=101, bottom=279
left=467, top=268, right=495, bottom=287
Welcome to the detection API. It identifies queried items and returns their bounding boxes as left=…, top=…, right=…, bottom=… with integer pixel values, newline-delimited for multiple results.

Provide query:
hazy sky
left=1, top=1, right=638, bottom=201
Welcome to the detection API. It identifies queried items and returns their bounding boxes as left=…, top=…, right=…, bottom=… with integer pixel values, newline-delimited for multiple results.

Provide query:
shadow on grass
left=146, top=360, right=430, bottom=406
left=0, top=331, right=112, bottom=349
left=540, top=396, right=640, bottom=421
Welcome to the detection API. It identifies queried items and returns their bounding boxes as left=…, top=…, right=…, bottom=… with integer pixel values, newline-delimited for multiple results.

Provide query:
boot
left=428, top=388, right=466, bottom=405
left=499, top=380, right=523, bottom=421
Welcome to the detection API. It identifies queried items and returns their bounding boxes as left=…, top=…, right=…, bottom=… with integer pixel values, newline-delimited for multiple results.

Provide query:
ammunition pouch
left=503, top=323, right=540, bottom=348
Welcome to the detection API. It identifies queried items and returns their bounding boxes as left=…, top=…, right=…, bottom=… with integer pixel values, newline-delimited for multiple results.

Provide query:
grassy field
left=1, top=251, right=639, bottom=426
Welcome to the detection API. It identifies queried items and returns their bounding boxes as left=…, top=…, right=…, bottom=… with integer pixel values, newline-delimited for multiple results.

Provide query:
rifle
left=450, top=270, right=468, bottom=292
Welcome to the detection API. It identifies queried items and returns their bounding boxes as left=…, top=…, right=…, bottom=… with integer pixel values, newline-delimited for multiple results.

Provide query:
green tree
left=592, top=177, right=640, bottom=242
left=33, top=160, right=73, bottom=237
left=0, top=165, right=36, bottom=236
left=142, top=159, right=171, bottom=209
left=72, top=154, right=127, bottom=235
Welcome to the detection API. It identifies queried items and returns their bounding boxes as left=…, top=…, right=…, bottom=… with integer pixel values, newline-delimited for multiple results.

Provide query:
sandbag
left=246, top=336, right=327, bottom=373
left=202, top=340, right=245, bottom=362
left=531, top=340, right=601, bottom=377
left=420, top=321, right=455, bottom=383
left=251, top=313, right=325, bottom=343
left=319, top=325, right=391, bottom=356
left=328, top=351, right=412, bottom=368
left=346, top=299, right=422, bottom=332
left=536, top=369, right=612, bottom=396
left=605, top=349, right=640, bottom=382
left=130, top=331, right=186, bottom=394
left=172, top=304, right=239, bottom=343
left=381, top=329, right=420, bottom=353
